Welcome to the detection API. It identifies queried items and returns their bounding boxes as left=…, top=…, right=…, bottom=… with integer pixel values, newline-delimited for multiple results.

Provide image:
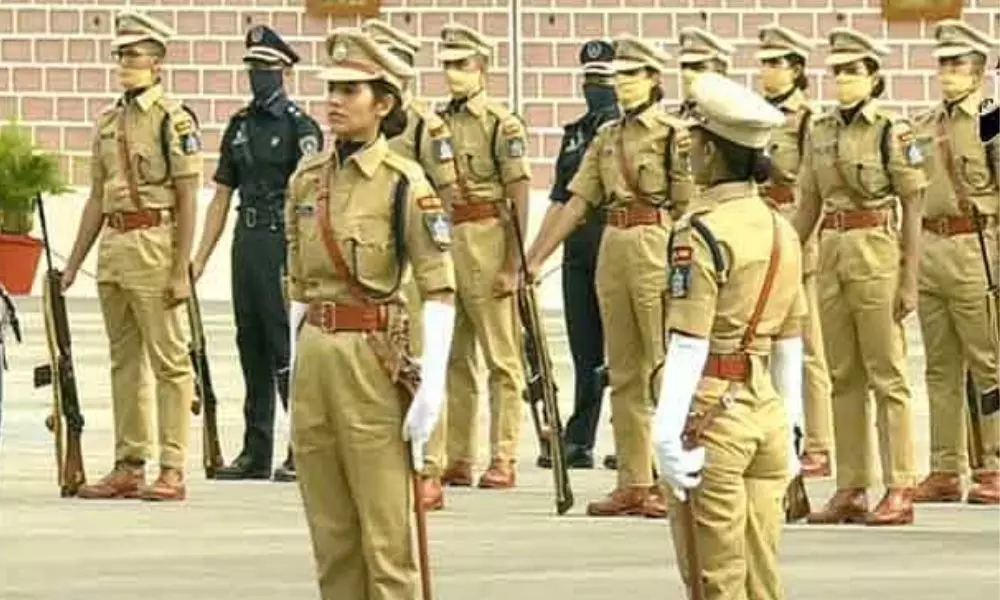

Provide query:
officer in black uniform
left=536, top=40, right=619, bottom=470
left=191, top=24, right=323, bottom=482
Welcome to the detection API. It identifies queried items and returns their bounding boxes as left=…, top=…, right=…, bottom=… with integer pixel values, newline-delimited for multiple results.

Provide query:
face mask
left=118, top=67, right=155, bottom=90
left=681, top=68, right=701, bottom=99
left=940, top=72, right=976, bottom=101
left=834, top=73, right=874, bottom=107
left=761, top=66, right=795, bottom=98
left=582, top=83, right=616, bottom=112
left=445, top=69, right=481, bottom=99
left=615, top=73, right=653, bottom=110
left=249, top=69, right=283, bottom=102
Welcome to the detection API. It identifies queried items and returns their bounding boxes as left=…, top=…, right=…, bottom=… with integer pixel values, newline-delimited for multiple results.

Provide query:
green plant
left=0, top=118, right=71, bottom=235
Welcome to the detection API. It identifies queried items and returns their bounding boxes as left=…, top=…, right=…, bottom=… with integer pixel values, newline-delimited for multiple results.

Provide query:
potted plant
left=0, top=118, right=70, bottom=295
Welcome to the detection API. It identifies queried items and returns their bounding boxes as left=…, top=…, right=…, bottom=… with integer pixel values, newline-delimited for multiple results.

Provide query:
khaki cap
left=825, top=27, right=890, bottom=66
left=112, top=11, right=174, bottom=50
left=439, top=22, right=492, bottom=63
left=932, top=19, right=995, bottom=59
left=690, top=72, right=784, bottom=149
left=755, top=23, right=814, bottom=61
left=677, top=27, right=735, bottom=65
left=320, top=28, right=415, bottom=93
left=612, top=35, right=672, bottom=73
left=361, top=19, right=421, bottom=59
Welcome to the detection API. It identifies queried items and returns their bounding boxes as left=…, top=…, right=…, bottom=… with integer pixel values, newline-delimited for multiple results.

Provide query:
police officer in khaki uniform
left=434, top=22, right=530, bottom=489
left=61, top=11, right=201, bottom=502
left=755, top=24, right=835, bottom=478
left=652, top=71, right=801, bottom=600
left=794, top=28, right=928, bottom=526
left=911, top=20, right=999, bottom=505
left=361, top=18, right=459, bottom=510
left=526, top=36, right=695, bottom=518
left=285, top=28, right=455, bottom=600
left=672, top=27, right=735, bottom=122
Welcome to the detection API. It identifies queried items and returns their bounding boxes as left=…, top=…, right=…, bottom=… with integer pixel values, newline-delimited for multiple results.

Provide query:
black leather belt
left=236, top=206, right=283, bottom=230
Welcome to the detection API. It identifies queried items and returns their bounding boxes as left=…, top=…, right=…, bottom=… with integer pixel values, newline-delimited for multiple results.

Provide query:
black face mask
left=249, top=70, right=283, bottom=103
left=582, top=83, right=616, bottom=113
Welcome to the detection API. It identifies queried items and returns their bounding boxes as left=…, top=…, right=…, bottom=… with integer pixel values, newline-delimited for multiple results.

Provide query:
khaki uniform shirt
left=913, top=91, right=1000, bottom=218
left=667, top=182, right=806, bottom=392
left=798, top=101, right=927, bottom=212
left=389, top=96, right=457, bottom=192
left=285, top=136, right=455, bottom=305
left=567, top=102, right=694, bottom=216
left=90, top=83, right=202, bottom=289
left=761, top=89, right=819, bottom=274
left=438, top=92, right=531, bottom=204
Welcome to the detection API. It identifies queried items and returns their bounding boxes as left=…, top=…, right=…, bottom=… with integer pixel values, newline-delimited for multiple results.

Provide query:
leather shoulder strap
left=116, top=108, right=142, bottom=210
left=740, top=212, right=782, bottom=351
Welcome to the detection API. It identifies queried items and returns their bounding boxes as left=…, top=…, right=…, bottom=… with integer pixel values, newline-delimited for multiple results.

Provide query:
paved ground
left=0, top=298, right=998, bottom=600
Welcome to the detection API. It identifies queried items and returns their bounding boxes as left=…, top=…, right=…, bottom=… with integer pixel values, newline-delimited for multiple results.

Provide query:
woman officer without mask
left=794, top=27, right=928, bottom=527
left=526, top=36, right=695, bottom=519
left=284, top=28, right=456, bottom=600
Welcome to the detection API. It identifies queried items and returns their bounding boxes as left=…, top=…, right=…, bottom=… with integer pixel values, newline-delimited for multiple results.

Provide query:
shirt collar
left=701, top=181, right=758, bottom=204
left=779, top=89, right=808, bottom=113
left=945, top=90, right=982, bottom=117
left=254, top=90, right=290, bottom=117
left=632, top=101, right=666, bottom=129
left=119, top=83, right=164, bottom=112
left=335, top=135, right=389, bottom=179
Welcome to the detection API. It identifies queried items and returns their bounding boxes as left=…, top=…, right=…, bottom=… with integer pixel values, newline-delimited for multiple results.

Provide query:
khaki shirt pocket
left=134, top=143, right=169, bottom=186
left=848, top=159, right=893, bottom=199
left=345, top=215, right=395, bottom=292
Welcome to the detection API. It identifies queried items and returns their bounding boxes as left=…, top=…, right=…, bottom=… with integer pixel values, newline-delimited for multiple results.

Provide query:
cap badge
left=332, top=41, right=348, bottom=62
left=250, top=25, right=264, bottom=44
left=585, top=41, right=602, bottom=59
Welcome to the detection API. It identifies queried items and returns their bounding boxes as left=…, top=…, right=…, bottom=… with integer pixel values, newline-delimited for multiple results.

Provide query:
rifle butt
left=61, top=433, right=86, bottom=497
left=783, top=475, right=811, bottom=523
left=412, top=471, right=433, bottom=600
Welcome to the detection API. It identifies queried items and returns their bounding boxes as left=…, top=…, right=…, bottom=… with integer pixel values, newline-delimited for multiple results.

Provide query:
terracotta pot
left=0, top=234, right=44, bottom=295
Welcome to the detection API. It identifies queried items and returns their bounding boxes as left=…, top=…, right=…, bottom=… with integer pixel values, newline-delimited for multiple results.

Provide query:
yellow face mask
left=445, top=69, right=481, bottom=99
left=834, top=73, right=873, bottom=108
left=615, top=72, right=654, bottom=110
left=681, top=68, right=701, bottom=100
left=118, top=66, right=155, bottom=90
left=939, top=72, right=976, bottom=101
left=761, top=65, right=795, bottom=98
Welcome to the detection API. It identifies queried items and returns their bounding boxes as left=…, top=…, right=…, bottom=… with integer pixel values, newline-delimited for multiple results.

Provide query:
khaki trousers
left=818, top=228, right=917, bottom=489
left=917, top=228, right=1000, bottom=473
left=667, top=371, right=789, bottom=600
left=98, top=282, right=192, bottom=470
left=594, top=225, right=668, bottom=489
left=292, top=323, right=418, bottom=600
left=429, top=219, right=524, bottom=468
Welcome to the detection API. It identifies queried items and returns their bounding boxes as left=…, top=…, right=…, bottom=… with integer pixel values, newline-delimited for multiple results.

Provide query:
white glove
left=402, top=300, right=455, bottom=469
left=772, top=337, right=804, bottom=479
left=652, top=333, right=710, bottom=500
left=288, top=301, right=308, bottom=383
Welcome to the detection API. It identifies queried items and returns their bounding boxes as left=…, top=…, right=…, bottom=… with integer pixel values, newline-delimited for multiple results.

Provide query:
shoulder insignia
left=298, top=150, right=333, bottom=173
left=299, top=135, right=319, bottom=156
left=383, top=150, right=426, bottom=181
left=485, top=101, right=514, bottom=121
left=501, top=118, right=524, bottom=138
left=433, top=137, right=455, bottom=162
left=668, top=242, right=693, bottom=299
left=981, top=98, right=996, bottom=113
left=418, top=196, right=443, bottom=211
left=675, top=131, right=691, bottom=153
left=422, top=207, right=452, bottom=250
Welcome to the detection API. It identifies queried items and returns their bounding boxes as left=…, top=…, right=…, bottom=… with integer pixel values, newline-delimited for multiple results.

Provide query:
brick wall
left=1, top=0, right=998, bottom=193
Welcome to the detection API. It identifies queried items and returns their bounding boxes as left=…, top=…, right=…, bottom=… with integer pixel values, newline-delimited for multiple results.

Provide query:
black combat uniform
left=543, top=41, right=620, bottom=469
left=213, top=25, right=323, bottom=481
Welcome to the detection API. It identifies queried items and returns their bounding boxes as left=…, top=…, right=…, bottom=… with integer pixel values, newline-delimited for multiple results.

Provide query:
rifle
left=965, top=371, right=984, bottom=470
left=1, top=283, right=22, bottom=442
left=508, top=201, right=574, bottom=515
left=32, top=193, right=87, bottom=497
left=185, top=264, right=224, bottom=479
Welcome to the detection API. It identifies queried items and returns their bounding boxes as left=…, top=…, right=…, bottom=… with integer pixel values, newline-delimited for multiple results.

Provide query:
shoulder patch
left=422, top=209, right=452, bottom=250
left=433, top=137, right=455, bottom=162
left=299, top=135, right=319, bottom=156
left=506, top=136, right=526, bottom=158
left=668, top=244, right=693, bottom=299
left=417, top=196, right=443, bottom=211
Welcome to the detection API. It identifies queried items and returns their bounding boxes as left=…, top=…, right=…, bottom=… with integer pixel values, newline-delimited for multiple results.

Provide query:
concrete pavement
left=0, top=298, right=997, bottom=600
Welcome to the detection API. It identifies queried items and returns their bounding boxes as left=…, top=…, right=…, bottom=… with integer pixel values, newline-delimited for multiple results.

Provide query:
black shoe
left=603, top=454, right=618, bottom=470
left=536, top=444, right=594, bottom=469
left=565, top=445, right=594, bottom=469
left=273, top=450, right=296, bottom=482
left=214, top=454, right=271, bottom=480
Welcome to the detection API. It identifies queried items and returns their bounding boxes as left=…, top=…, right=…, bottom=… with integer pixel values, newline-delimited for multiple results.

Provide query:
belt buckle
left=832, top=211, right=845, bottom=231
left=320, top=301, right=336, bottom=332
left=937, top=217, right=951, bottom=236
left=108, top=212, right=125, bottom=230
left=245, top=207, right=258, bottom=228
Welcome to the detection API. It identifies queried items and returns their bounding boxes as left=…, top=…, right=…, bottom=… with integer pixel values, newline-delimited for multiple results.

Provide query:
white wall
left=21, top=188, right=567, bottom=311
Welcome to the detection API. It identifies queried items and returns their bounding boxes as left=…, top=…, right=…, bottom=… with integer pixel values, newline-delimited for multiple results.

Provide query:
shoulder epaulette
left=383, top=150, right=424, bottom=182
